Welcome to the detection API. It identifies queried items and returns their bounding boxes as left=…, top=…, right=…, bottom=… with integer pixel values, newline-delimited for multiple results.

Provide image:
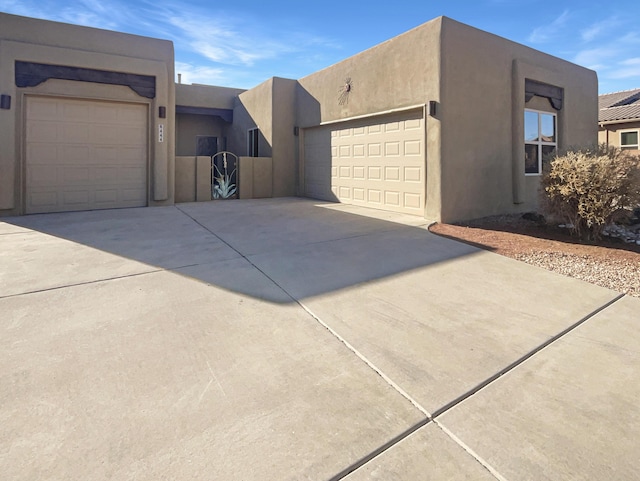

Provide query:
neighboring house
left=598, top=88, right=640, bottom=153
left=0, top=13, right=597, bottom=222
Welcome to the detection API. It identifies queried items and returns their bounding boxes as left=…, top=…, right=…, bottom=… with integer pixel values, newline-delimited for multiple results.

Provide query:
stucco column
left=511, top=60, right=526, bottom=204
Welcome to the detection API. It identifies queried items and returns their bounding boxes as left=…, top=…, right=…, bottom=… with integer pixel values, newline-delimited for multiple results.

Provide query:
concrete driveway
left=1, top=198, right=638, bottom=480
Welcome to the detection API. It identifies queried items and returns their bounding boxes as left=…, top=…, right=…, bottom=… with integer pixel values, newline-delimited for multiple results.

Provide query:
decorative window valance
left=525, top=79, right=563, bottom=110
left=15, top=61, right=156, bottom=99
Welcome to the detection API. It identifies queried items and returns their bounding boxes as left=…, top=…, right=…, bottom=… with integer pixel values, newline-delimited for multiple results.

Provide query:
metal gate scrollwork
left=211, top=151, right=238, bottom=200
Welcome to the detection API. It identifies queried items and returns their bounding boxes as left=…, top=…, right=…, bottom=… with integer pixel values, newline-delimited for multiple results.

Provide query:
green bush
left=540, top=144, right=640, bottom=240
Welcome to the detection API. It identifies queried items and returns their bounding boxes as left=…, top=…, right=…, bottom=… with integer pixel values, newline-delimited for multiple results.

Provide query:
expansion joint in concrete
left=0, top=270, right=162, bottom=299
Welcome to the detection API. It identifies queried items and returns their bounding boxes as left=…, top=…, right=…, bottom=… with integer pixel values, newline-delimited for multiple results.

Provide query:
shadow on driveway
left=1, top=198, right=479, bottom=303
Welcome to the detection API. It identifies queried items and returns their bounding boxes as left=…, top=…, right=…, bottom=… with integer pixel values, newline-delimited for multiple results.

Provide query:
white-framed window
left=524, top=109, right=557, bottom=175
left=247, top=128, right=259, bottom=157
left=620, top=130, right=639, bottom=150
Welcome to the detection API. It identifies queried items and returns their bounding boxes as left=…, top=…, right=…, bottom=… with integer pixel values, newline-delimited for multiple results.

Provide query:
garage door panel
left=405, top=167, right=422, bottom=182
left=385, top=121, right=401, bottom=132
left=119, top=126, right=147, bottom=145
left=62, top=167, right=90, bottom=183
left=92, top=124, right=120, bottom=144
left=26, top=143, right=57, bottom=164
left=61, top=145, right=90, bottom=163
left=94, top=104, right=119, bottom=122
left=62, top=123, right=90, bottom=143
left=62, top=103, right=91, bottom=121
left=368, top=190, right=382, bottom=203
left=26, top=97, right=147, bottom=214
left=63, top=190, right=90, bottom=205
left=405, top=118, right=422, bottom=130
left=353, top=188, right=365, bottom=201
left=27, top=165, right=61, bottom=185
left=27, top=121, right=59, bottom=143
left=368, top=143, right=382, bottom=156
left=95, top=167, right=119, bottom=182
left=120, top=107, right=147, bottom=124
left=27, top=98, right=58, bottom=119
left=121, top=167, right=146, bottom=183
left=30, top=192, right=58, bottom=208
left=304, top=109, right=424, bottom=215
left=95, top=190, right=118, bottom=203
left=405, top=140, right=422, bottom=155
left=384, top=142, right=400, bottom=156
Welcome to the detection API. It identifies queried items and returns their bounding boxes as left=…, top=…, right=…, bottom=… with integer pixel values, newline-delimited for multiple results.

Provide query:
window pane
left=621, top=131, right=638, bottom=147
left=541, top=145, right=556, bottom=168
left=540, top=114, right=556, bottom=143
left=525, top=144, right=539, bottom=174
left=248, top=128, right=259, bottom=156
left=524, top=111, right=539, bottom=142
left=196, top=136, right=217, bottom=156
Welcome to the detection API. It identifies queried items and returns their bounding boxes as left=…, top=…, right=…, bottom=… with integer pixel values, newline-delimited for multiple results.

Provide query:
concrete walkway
left=1, top=198, right=638, bottom=480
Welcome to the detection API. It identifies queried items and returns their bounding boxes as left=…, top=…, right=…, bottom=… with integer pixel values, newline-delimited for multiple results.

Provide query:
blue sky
left=2, top=0, right=639, bottom=94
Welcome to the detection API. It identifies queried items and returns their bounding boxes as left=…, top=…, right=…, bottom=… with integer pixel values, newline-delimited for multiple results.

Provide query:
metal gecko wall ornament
left=338, top=77, right=353, bottom=105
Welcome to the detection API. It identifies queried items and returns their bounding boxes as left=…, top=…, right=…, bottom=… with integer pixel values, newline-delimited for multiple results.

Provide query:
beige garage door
left=304, top=109, right=425, bottom=215
left=25, top=96, right=148, bottom=214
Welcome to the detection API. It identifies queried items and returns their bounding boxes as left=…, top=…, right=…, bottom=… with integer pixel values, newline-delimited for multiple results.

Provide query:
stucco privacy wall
left=439, top=18, right=597, bottom=222
left=296, top=17, right=442, bottom=218
left=0, top=12, right=174, bottom=214
left=232, top=79, right=273, bottom=159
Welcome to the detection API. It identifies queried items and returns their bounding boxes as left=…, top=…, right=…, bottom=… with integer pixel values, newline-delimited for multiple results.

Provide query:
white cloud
left=174, top=62, right=227, bottom=85
left=528, top=10, right=570, bottom=43
left=0, top=0, right=126, bottom=30
left=573, top=47, right=618, bottom=69
left=166, top=14, right=299, bottom=67
left=608, top=58, right=640, bottom=79
left=581, top=16, right=622, bottom=43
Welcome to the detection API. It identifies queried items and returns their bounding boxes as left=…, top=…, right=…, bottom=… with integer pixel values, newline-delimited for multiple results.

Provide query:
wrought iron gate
left=211, top=151, right=238, bottom=199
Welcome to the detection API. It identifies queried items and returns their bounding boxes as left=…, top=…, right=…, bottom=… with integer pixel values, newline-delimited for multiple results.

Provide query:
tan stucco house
left=598, top=88, right=640, bottom=153
left=0, top=12, right=597, bottom=222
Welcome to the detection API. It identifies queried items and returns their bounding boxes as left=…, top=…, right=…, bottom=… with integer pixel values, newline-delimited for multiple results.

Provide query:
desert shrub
left=540, top=144, right=640, bottom=240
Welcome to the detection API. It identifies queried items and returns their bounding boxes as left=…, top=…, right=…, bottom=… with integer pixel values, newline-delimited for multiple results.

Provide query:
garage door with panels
left=25, top=96, right=148, bottom=214
left=303, top=108, right=425, bottom=215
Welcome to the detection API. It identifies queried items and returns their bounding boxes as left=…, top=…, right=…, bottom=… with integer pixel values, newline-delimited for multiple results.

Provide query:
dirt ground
left=428, top=214, right=640, bottom=297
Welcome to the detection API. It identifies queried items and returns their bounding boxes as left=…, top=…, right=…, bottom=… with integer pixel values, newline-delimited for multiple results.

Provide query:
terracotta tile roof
left=599, top=88, right=640, bottom=123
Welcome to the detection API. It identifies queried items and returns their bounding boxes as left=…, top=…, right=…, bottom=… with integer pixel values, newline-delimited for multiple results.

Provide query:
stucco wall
left=271, top=78, right=297, bottom=197
left=175, top=114, right=227, bottom=156
left=232, top=79, right=274, bottom=158
left=0, top=12, right=175, bottom=215
left=231, top=78, right=298, bottom=197
left=439, top=17, right=598, bottom=222
left=296, top=18, right=442, bottom=126
left=175, top=83, right=245, bottom=110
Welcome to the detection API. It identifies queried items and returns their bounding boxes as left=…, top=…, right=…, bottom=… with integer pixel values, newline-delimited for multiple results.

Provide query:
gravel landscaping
left=429, top=214, right=640, bottom=298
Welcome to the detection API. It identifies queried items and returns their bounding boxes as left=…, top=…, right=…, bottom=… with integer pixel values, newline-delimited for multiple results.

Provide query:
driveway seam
left=296, top=301, right=431, bottom=416
left=0, top=270, right=163, bottom=299
left=297, top=301, right=508, bottom=481
left=433, top=421, right=510, bottom=481
left=430, top=292, right=626, bottom=419
left=417, top=293, right=627, bottom=481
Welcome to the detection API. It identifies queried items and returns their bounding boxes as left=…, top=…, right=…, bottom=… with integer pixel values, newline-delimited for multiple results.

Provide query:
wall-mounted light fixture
left=158, top=106, right=166, bottom=118
left=0, top=95, right=11, bottom=110
left=428, top=100, right=437, bottom=117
